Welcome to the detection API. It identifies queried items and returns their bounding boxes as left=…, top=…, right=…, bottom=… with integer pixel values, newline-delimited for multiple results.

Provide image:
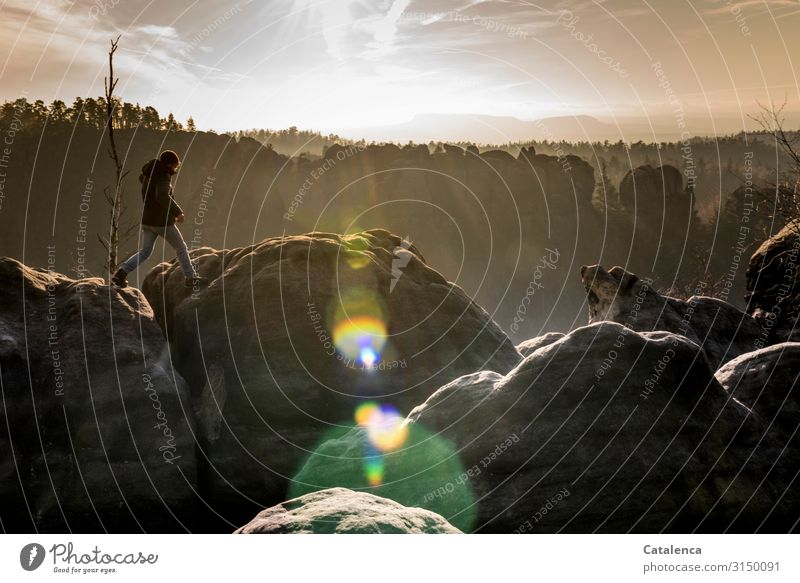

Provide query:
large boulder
left=0, top=258, right=197, bottom=532
left=618, top=164, right=684, bottom=210
left=290, top=322, right=797, bottom=532
left=526, top=153, right=595, bottom=207
left=714, top=343, right=800, bottom=521
left=745, top=221, right=800, bottom=343
left=234, top=487, right=461, bottom=534
left=479, top=149, right=517, bottom=166
left=715, top=342, right=800, bottom=439
left=581, top=264, right=760, bottom=369
left=142, top=229, right=521, bottom=524
left=612, top=166, right=697, bottom=283
left=516, top=332, right=564, bottom=357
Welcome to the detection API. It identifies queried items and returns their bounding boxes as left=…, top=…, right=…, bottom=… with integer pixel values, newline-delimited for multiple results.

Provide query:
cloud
left=319, top=0, right=361, bottom=61
left=365, top=0, right=412, bottom=58
left=1, top=0, right=798, bottom=133
left=0, top=1, right=239, bottom=107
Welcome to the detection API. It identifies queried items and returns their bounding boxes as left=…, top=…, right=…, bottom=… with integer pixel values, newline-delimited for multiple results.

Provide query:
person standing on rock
left=112, top=150, right=206, bottom=289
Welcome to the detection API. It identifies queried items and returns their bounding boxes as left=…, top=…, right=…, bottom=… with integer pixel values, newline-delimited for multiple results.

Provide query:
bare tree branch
left=99, top=35, right=128, bottom=278
left=748, top=98, right=800, bottom=236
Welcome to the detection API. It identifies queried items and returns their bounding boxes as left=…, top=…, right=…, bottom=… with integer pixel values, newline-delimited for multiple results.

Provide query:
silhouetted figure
left=112, top=150, right=205, bottom=288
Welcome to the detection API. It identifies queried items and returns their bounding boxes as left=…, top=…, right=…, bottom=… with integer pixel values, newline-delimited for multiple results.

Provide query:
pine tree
left=69, top=97, right=85, bottom=124
left=596, top=159, right=619, bottom=209
left=49, top=100, right=68, bottom=123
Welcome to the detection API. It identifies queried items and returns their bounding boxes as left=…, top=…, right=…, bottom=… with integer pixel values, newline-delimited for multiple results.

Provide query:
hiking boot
left=111, top=268, right=128, bottom=288
left=185, top=275, right=209, bottom=288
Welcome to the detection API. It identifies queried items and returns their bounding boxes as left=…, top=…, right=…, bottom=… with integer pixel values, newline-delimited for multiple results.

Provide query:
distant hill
left=341, top=113, right=617, bottom=143
left=339, top=112, right=800, bottom=144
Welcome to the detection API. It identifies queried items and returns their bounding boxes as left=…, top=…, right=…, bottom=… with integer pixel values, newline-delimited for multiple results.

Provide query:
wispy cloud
left=364, top=0, right=412, bottom=58
left=1, top=0, right=798, bottom=133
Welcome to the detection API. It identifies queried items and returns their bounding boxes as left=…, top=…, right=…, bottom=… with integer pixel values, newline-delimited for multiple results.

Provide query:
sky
left=1, top=0, right=799, bottom=141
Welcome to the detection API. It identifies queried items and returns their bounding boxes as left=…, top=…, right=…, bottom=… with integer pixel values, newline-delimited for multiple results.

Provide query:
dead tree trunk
left=99, top=35, right=129, bottom=278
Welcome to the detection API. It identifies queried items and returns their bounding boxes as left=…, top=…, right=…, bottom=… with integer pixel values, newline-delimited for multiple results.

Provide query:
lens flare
left=360, top=347, right=377, bottom=367
left=355, top=402, right=408, bottom=486
left=364, top=455, right=384, bottom=486
left=354, top=402, right=379, bottom=426
left=355, top=402, right=409, bottom=453
left=330, top=289, right=388, bottom=366
left=291, top=420, right=477, bottom=532
left=345, top=252, right=371, bottom=270
left=332, top=315, right=387, bottom=364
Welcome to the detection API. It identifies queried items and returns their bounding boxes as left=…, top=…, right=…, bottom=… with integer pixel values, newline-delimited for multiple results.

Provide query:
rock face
left=715, top=343, right=800, bottom=440
left=516, top=332, right=565, bottom=357
left=618, top=164, right=684, bottom=210
left=745, top=221, right=800, bottom=343
left=290, top=322, right=798, bottom=533
left=234, top=487, right=461, bottom=534
left=142, top=229, right=521, bottom=524
left=0, top=258, right=197, bottom=533
left=529, top=153, right=595, bottom=207
left=714, top=343, right=800, bottom=524
left=480, top=149, right=516, bottom=166
left=581, top=264, right=761, bottom=369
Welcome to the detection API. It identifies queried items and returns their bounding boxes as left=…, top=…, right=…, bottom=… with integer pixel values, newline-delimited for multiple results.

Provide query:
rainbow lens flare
left=330, top=289, right=388, bottom=366
left=354, top=402, right=410, bottom=486
left=360, top=347, right=377, bottom=367
left=355, top=402, right=409, bottom=453
left=290, top=419, right=478, bottom=532
left=332, top=315, right=387, bottom=365
left=364, top=455, right=384, bottom=486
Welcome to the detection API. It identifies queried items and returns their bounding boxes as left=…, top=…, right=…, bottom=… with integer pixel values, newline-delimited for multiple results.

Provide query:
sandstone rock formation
left=0, top=258, right=197, bottom=532
left=745, top=221, right=800, bottom=343
left=618, top=164, right=685, bottom=210
left=291, top=322, right=797, bottom=532
left=525, top=153, right=595, bottom=208
left=516, top=332, right=565, bottom=357
left=715, top=342, right=800, bottom=440
left=142, top=229, right=521, bottom=524
left=235, top=487, right=461, bottom=534
left=480, top=149, right=517, bottom=166
left=581, top=264, right=760, bottom=369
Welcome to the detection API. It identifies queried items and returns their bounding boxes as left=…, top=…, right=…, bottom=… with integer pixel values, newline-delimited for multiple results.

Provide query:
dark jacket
left=139, top=159, right=183, bottom=227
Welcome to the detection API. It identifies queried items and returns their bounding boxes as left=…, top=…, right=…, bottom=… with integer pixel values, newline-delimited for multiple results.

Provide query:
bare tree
left=98, top=35, right=130, bottom=278
left=750, top=99, right=800, bottom=233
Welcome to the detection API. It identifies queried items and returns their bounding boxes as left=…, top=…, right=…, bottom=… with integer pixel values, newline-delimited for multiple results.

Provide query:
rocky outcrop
left=715, top=342, right=800, bottom=439
left=614, top=165, right=696, bottom=272
left=581, top=264, right=760, bottom=369
left=234, top=487, right=461, bottom=534
left=714, top=343, right=800, bottom=519
left=142, top=229, right=521, bottom=523
left=745, top=221, right=800, bottom=343
left=516, top=332, right=565, bottom=357
left=480, top=149, right=517, bottom=166
left=618, top=164, right=684, bottom=210
left=291, top=322, right=798, bottom=532
left=525, top=153, right=595, bottom=207
left=0, top=258, right=197, bottom=533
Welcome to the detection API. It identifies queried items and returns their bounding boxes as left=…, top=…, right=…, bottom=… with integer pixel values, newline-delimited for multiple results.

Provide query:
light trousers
left=120, top=224, right=197, bottom=277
